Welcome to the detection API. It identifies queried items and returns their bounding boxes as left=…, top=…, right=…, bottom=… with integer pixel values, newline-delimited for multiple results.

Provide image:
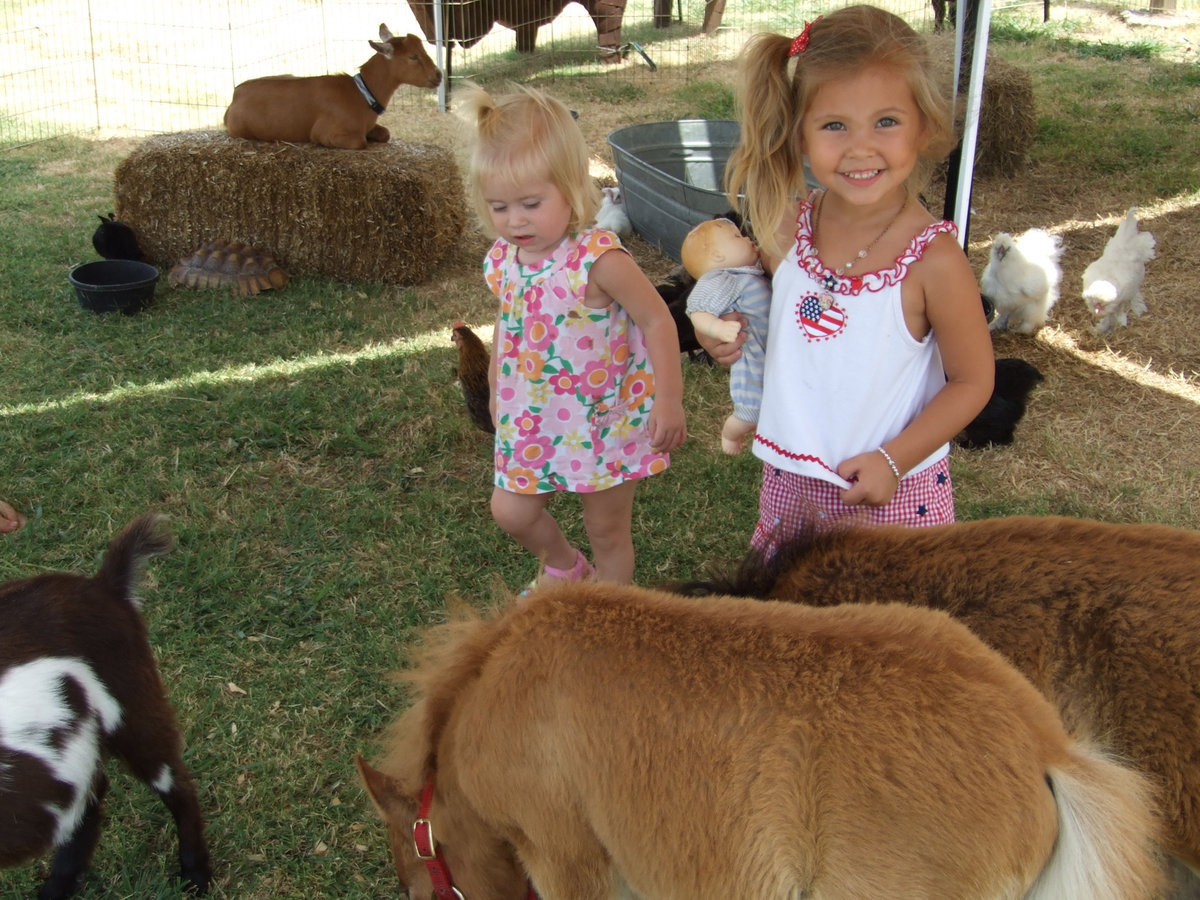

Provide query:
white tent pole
left=434, top=0, right=448, bottom=112
left=952, top=0, right=992, bottom=245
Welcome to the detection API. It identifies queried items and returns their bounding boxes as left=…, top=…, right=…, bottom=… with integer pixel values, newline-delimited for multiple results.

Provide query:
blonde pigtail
left=726, top=33, right=803, bottom=261
left=454, top=81, right=498, bottom=139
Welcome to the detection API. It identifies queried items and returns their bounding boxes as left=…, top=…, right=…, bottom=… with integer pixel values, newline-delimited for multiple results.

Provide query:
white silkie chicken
left=596, top=185, right=632, bottom=236
left=980, top=228, right=1064, bottom=335
left=1082, top=207, right=1157, bottom=335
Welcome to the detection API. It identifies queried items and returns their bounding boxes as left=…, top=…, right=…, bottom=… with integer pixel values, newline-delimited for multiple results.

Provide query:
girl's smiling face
left=483, top=174, right=574, bottom=265
left=799, top=64, right=929, bottom=208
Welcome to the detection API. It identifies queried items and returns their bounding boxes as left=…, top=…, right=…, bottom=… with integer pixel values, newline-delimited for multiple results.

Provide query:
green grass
left=3, top=6, right=1200, bottom=897
left=989, top=16, right=1165, bottom=59
left=670, top=79, right=738, bottom=119
left=0, top=128, right=760, bottom=897
left=987, top=10, right=1200, bottom=198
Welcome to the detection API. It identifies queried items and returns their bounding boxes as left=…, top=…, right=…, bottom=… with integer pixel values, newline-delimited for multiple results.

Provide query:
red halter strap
left=413, top=778, right=463, bottom=900
left=412, top=777, right=539, bottom=900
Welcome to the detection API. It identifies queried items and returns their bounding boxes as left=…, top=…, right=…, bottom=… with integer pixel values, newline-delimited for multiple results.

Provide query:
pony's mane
left=381, top=603, right=510, bottom=785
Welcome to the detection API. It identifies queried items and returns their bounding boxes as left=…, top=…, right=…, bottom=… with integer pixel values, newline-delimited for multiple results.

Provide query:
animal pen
left=3, top=0, right=963, bottom=148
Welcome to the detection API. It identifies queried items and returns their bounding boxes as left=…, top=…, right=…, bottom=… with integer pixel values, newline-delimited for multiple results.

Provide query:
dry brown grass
left=363, top=2, right=1200, bottom=529
left=958, top=175, right=1200, bottom=525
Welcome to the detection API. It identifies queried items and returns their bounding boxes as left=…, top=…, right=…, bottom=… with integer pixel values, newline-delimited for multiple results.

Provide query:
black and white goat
left=0, top=513, right=211, bottom=898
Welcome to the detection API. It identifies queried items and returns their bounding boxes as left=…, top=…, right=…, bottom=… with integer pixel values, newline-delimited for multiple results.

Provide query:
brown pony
left=679, top=514, right=1200, bottom=895
left=358, top=582, right=1162, bottom=900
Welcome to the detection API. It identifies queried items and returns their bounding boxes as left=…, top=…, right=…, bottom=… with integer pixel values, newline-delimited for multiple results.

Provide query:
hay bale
left=928, top=35, right=1037, bottom=178
left=114, top=130, right=466, bottom=285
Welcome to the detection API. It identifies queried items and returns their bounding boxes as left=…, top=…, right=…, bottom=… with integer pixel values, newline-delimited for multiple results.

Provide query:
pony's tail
left=668, top=546, right=779, bottom=598
left=664, top=521, right=837, bottom=600
left=1026, top=743, right=1163, bottom=900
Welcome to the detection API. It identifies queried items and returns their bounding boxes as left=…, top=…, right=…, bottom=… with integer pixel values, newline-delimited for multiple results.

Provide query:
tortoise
left=168, top=239, right=288, bottom=297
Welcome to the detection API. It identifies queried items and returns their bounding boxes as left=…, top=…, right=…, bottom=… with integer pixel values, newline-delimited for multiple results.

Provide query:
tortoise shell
left=168, top=239, right=288, bottom=297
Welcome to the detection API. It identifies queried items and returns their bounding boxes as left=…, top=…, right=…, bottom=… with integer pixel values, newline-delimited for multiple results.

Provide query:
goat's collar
left=413, top=777, right=538, bottom=900
left=352, top=73, right=385, bottom=114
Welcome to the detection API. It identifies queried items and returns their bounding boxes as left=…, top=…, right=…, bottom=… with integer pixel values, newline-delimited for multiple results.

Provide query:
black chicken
left=654, top=266, right=708, bottom=363
left=956, top=358, right=1044, bottom=449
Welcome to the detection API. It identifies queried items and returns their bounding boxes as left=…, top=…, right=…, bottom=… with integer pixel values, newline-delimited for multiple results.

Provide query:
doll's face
left=704, top=220, right=759, bottom=270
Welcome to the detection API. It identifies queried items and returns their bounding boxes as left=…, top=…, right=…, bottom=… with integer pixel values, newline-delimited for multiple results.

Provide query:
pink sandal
left=520, top=548, right=594, bottom=596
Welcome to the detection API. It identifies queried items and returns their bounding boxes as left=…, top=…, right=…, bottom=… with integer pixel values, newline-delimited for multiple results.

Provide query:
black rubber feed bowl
left=68, top=260, right=159, bottom=314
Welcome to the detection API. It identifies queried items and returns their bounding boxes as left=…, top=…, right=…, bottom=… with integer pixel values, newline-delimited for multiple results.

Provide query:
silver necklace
left=816, top=193, right=908, bottom=279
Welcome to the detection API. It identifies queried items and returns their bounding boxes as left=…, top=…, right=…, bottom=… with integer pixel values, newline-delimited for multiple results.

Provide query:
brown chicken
left=451, top=322, right=495, bottom=434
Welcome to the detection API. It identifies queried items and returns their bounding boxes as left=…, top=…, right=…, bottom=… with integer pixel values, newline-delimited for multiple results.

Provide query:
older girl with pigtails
left=704, top=5, right=994, bottom=556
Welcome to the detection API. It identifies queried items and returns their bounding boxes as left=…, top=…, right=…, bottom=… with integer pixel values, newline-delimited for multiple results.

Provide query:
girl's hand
left=0, top=500, right=26, bottom=534
left=648, top=400, right=688, bottom=454
left=837, top=451, right=900, bottom=507
left=694, top=312, right=749, bottom=367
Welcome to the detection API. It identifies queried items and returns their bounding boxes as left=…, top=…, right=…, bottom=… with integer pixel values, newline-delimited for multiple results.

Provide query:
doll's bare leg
left=721, top=415, right=757, bottom=455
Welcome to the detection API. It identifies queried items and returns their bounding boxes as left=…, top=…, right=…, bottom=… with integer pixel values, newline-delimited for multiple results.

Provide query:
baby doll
left=683, top=218, right=771, bottom=455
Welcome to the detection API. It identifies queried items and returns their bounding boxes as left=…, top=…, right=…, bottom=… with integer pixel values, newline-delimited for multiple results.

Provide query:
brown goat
left=0, top=513, right=210, bottom=899
left=677, top=514, right=1200, bottom=897
left=223, top=24, right=441, bottom=150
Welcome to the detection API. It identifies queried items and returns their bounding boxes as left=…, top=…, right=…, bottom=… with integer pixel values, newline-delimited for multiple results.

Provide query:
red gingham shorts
left=751, top=458, right=956, bottom=556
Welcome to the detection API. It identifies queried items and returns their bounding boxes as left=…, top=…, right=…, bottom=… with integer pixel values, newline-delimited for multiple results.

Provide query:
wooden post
left=652, top=0, right=672, bottom=28
left=701, top=0, right=727, bottom=33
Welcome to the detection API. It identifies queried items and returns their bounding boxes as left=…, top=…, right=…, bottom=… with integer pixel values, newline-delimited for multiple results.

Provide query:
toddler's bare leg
left=580, top=481, right=637, bottom=583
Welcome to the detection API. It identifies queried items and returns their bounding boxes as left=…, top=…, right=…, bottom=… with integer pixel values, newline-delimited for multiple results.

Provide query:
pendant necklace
left=815, top=192, right=908, bottom=287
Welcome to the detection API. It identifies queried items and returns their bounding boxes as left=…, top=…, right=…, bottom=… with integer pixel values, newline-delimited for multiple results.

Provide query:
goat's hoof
left=181, top=871, right=211, bottom=895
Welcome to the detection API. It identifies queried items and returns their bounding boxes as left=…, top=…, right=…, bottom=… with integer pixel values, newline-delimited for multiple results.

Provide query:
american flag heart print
left=796, top=294, right=846, bottom=340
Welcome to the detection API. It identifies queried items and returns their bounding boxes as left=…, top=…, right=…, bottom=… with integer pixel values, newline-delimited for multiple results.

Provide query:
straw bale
left=928, top=35, right=1037, bottom=178
left=114, top=130, right=466, bottom=285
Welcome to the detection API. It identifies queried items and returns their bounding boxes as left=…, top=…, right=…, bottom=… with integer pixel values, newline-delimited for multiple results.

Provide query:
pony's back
left=369, top=583, right=1162, bottom=900
left=680, top=515, right=1200, bottom=877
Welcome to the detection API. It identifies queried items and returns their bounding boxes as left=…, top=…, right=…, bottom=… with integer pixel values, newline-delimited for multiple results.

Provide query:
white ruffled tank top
left=753, top=193, right=957, bottom=489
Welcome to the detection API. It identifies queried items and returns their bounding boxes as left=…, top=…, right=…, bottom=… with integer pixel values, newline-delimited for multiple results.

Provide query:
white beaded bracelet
left=877, top=446, right=902, bottom=482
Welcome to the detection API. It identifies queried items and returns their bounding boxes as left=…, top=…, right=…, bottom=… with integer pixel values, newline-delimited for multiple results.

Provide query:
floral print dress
left=485, top=227, right=669, bottom=494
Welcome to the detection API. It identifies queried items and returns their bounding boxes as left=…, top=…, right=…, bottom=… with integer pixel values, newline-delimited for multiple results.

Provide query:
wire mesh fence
left=2, top=0, right=952, bottom=147
left=9, top=0, right=1183, bottom=148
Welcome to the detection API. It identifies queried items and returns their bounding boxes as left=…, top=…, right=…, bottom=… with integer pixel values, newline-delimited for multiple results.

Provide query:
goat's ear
left=370, top=39, right=394, bottom=58
left=378, top=23, right=394, bottom=41
left=356, top=753, right=417, bottom=823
